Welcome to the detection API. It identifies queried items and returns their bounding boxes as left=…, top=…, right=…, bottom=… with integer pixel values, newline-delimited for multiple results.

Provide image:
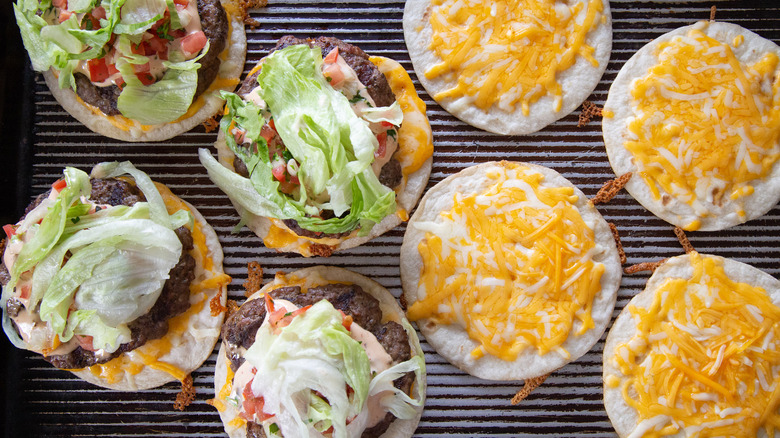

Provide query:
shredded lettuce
left=1, top=162, right=192, bottom=354
left=242, top=299, right=425, bottom=438
left=202, top=44, right=400, bottom=237
left=13, top=0, right=208, bottom=125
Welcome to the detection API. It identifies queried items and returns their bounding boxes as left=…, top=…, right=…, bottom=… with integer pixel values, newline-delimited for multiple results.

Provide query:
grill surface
left=4, top=1, right=780, bottom=437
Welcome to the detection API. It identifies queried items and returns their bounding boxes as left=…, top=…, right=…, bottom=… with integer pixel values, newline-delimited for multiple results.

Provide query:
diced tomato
left=269, top=119, right=275, bottom=130
left=58, top=9, right=72, bottom=23
left=233, top=128, right=246, bottom=144
left=107, top=63, right=119, bottom=76
left=324, top=47, right=339, bottom=64
left=170, top=28, right=186, bottom=39
left=173, top=0, right=189, bottom=5
left=51, top=179, right=67, bottom=192
left=115, top=76, right=125, bottom=89
left=240, top=382, right=274, bottom=422
left=269, top=304, right=312, bottom=331
left=260, top=123, right=275, bottom=143
left=76, top=335, right=95, bottom=352
left=380, top=121, right=393, bottom=128
left=53, top=0, right=67, bottom=9
left=375, top=132, right=387, bottom=158
left=3, top=224, right=16, bottom=238
left=88, top=58, right=109, bottom=83
left=322, top=63, right=344, bottom=86
left=290, top=175, right=300, bottom=185
left=134, top=61, right=151, bottom=74
left=342, top=313, right=353, bottom=331
left=136, top=73, right=156, bottom=86
left=272, top=162, right=286, bottom=183
left=131, top=42, right=147, bottom=56
left=146, top=36, right=169, bottom=60
left=92, top=6, right=106, bottom=19
left=180, top=30, right=207, bottom=57
left=19, top=285, right=31, bottom=300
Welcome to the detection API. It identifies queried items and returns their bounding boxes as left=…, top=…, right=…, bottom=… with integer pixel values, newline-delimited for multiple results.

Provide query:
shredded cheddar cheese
left=424, top=0, right=604, bottom=115
left=407, top=163, right=604, bottom=360
left=626, top=26, right=780, bottom=229
left=610, top=252, right=780, bottom=437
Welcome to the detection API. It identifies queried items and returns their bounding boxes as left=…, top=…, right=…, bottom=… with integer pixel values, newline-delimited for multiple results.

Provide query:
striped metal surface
left=5, top=0, right=780, bottom=437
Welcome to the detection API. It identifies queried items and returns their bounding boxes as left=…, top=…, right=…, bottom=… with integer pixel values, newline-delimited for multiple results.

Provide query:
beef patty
left=2, top=178, right=197, bottom=370
left=75, top=0, right=229, bottom=116
left=222, top=282, right=414, bottom=438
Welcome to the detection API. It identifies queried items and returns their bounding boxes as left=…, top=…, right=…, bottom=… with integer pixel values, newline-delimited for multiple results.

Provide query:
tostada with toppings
left=403, top=0, right=612, bottom=135
left=13, top=0, right=246, bottom=141
left=199, top=36, right=433, bottom=257
left=400, top=161, right=621, bottom=381
left=212, top=266, right=426, bottom=438
left=603, top=252, right=780, bottom=437
left=603, top=21, right=780, bottom=231
left=0, top=162, right=230, bottom=390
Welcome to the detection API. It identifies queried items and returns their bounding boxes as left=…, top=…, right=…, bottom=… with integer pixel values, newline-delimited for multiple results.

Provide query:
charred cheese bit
left=626, top=26, right=780, bottom=229
left=407, top=163, right=604, bottom=361
left=370, top=56, right=433, bottom=177
left=425, top=0, right=604, bottom=115
left=83, top=185, right=229, bottom=384
left=610, top=252, right=780, bottom=437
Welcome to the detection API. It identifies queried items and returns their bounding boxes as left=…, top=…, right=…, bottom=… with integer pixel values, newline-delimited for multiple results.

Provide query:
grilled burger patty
left=75, top=0, right=229, bottom=116
left=222, top=283, right=414, bottom=438
left=231, top=36, right=404, bottom=240
left=1, top=178, right=196, bottom=369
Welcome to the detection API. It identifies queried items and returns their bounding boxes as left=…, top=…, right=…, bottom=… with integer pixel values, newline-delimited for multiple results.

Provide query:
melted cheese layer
left=407, top=163, right=604, bottom=361
left=425, top=0, right=604, bottom=115
left=610, top=252, right=780, bottom=438
left=626, top=26, right=780, bottom=230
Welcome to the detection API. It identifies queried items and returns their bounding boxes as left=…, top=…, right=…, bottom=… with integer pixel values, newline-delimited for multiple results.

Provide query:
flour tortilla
left=43, top=0, right=247, bottom=142
left=602, top=21, right=780, bottom=231
left=403, top=0, right=612, bottom=135
left=400, top=161, right=622, bottom=381
left=70, top=198, right=227, bottom=390
left=212, top=54, right=432, bottom=257
left=213, top=266, right=426, bottom=438
left=602, top=252, right=780, bottom=438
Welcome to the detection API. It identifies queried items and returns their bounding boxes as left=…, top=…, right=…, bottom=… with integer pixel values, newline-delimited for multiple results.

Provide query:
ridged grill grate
left=6, top=1, right=780, bottom=437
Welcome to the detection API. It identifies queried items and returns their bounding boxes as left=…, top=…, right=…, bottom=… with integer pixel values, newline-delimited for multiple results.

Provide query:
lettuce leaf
left=206, top=44, right=399, bottom=236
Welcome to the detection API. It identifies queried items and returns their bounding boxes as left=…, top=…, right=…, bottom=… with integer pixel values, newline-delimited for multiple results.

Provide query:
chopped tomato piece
left=58, top=9, right=72, bottom=23
left=380, top=121, right=394, bottom=128
left=324, top=47, right=339, bottom=64
left=290, top=175, right=300, bottom=185
left=375, top=132, right=387, bottom=158
left=173, top=0, right=189, bottom=5
left=272, top=162, right=286, bottom=182
left=88, top=58, right=109, bottom=83
left=107, top=63, right=120, bottom=76
left=76, top=335, right=95, bottom=352
left=136, top=73, right=156, bottom=86
left=269, top=118, right=275, bottom=130
left=264, top=293, right=275, bottom=313
left=342, top=313, right=353, bottom=331
left=322, top=63, right=344, bottom=86
left=3, top=224, right=16, bottom=238
left=180, top=31, right=207, bottom=57
left=131, top=42, right=146, bottom=56
left=170, top=28, right=186, bottom=39
left=51, top=179, right=67, bottom=192
left=92, top=6, right=106, bottom=19
left=53, top=0, right=67, bottom=9
left=146, top=36, right=169, bottom=60
left=241, top=381, right=274, bottom=422
left=19, top=285, right=31, bottom=300
left=260, top=124, right=275, bottom=143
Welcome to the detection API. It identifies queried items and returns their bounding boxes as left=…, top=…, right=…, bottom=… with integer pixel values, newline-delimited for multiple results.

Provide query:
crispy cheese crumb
left=511, top=373, right=550, bottom=405
left=174, top=374, right=196, bottom=411
left=578, top=101, right=604, bottom=127
left=609, top=222, right=627, bottom=264
left=624, top=259, right=668, bottom=275
left=674, top=227, right=695, bottom=253
left=593, top=173, right=632, bottom=204
left=202, top=115, right=220, bottom=133
left=244, top=261, right=264, bottom=297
